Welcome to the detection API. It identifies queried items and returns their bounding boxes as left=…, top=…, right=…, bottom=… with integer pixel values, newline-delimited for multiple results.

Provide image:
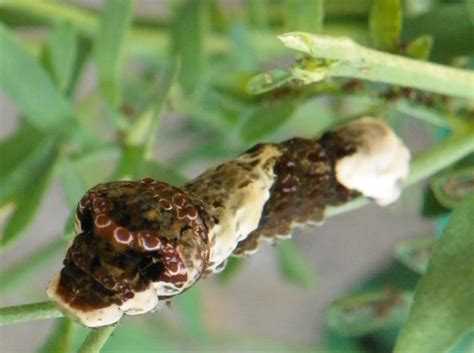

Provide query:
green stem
left=278, top=32, right=474, bottom=99
left=77, top=325, right=117, bottom=353
left=0, top=301, right=63, bottom=325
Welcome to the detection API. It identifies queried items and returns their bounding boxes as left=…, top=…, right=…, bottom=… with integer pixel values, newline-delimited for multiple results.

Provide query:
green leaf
left=394, top=195, right=474, bottom=353
left=240, top=97, right=297, bottom=143
left=394, top=236, right=436, bottom=274
left=0, top=238, right=64, bottom=294
left=285, top=0, right=324, bottom=33
left=326, top=289, right=413, bottom=336
left=431, top=167, right=474, bottom=210
left=406, top=35, right=433, bottom=60
left=246, top=69, right=293, bottom=95
left=369, top=0, right=402, bottom=51
left=245, top=0, right=268, bottom=29
left=275, top=241, right=317, bottom=288
left=1, top=140, right=59, bottom=247
left=125, top=59, right=179, bottom=149
left=60, top=158, right=87, bottom=209
left=467, top=0, right=474, bottom=24
left=142, top=160, right=187, bottom=186
left=172, top=0, right=207, bottom=94
left=174, top=286, right=209, bottom=343
left=229, top=23, right=259, bottom=71
left=95, top=0, right=135, bottom=107
left=39, top=318, right=76, bottom=353
left=0, top=25, right=72, bottom=129
left=45, top=22, right=78, bottom=93
left=217, top=256, right=244, bottom=284
left=66, top=35, right=93, bottom=97
left=0, top=132, right=56, bottom=208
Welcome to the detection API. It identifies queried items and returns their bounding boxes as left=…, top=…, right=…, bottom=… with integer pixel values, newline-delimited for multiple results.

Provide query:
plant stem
left=0, top=301, right=63, bottom=325
left=77, top=325, right=117, bottom=353
left=278, top=32, right=474, bottom=99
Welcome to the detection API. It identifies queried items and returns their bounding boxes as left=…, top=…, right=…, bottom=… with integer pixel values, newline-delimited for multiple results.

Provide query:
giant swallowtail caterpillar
left=47, top=117, right=410, bottom=327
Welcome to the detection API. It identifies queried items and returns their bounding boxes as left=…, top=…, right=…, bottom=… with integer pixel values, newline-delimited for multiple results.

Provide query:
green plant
left=1, top=1, right=473, bottom=352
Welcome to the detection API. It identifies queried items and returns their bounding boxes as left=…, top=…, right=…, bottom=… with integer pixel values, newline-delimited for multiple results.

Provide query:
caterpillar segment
left=48, top=117, right=410, bottom=327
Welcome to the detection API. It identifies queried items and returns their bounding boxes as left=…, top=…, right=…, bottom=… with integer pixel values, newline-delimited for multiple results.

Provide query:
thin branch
left=0, top=301, right=63, bottom=325
left=278, top=32, right=474, bottom=99
left=77, top=325, right=117, bottom=353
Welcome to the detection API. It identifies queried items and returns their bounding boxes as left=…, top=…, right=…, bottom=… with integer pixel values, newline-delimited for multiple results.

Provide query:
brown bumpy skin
left=48, top=117, right=410, bottom=327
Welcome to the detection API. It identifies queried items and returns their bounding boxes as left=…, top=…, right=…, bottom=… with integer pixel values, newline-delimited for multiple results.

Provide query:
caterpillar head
left=47, top=178, right=210, bottom=327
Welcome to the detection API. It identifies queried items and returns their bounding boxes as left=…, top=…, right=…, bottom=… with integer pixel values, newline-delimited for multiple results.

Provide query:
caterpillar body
left=47, top=117, right=410, bottom=327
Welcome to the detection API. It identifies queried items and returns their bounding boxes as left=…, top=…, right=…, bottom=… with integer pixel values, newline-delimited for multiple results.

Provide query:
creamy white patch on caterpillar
left=206, top=145, right=282, bottom=272
left=47, top=274, right=123, bottom=327
left=47, top=276, right=160, bottom=327
left=334, top=117, right=411, bottom=206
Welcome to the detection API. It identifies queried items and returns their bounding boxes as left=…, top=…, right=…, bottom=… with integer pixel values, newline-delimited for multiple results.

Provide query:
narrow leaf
left=369, top=0, right=402, bottom=51
left=0, top=25, right=72, bottom=129
left=39, top=318, right=75, bottom=353
left=1, top=141, right=59, bottom=247
left=240, top=97, right=297, bottom=143
left=431, top=167, right=474, bottom=209
left=172, top=0, right=206, bottom=94
left=60, top=158, right=87, bottom=209
left=326, top=289, right=413, bottom=336
left=406, top=35, right=433, bottom=60
left=394, top=195, right=474, bottom=353
left=467, top=0, right=474, bottom=24
left=275, top=241, right=317, bottom=287
left=45, top=22, right=78, bottom=93
left=217, top=256, right=244, bottom=284
left=95, top=0, right=135, bottom=107
left=394, top=236, right=436, bottom=274
left=174, top=286, right=209, bottom=342
left=246, top=69, right=293, bottom=95
left=285, top=0, right=324, bottom=33
left=0, top=133, right=56, bottom=207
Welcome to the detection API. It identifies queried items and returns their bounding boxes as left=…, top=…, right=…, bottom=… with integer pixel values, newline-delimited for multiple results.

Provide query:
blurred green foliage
left=0, top=0, right=473, bottom=352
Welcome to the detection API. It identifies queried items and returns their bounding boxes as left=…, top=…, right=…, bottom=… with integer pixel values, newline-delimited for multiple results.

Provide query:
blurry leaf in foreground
left=95, top=0, right=135, bottom=107
left=0, top=131, right=55, bottom=208
left=60, top=158, right=87, bottom=209
left=1, top=139, right=59, bottom=247
left=284, top=0, right=324, bottom=33
left=394, top=236, right=436, bottom=274
left=115, top=60, right=179, bottom=180
left=44, top=22, right=78, bottom=93
left=0, top=237, right=64, bottom=294
left=39, top=318, right=75, bottom=353
left=467, top=0, right=474, bottom=24
left=0, top=25, right=72, bottom=129
left=174, top=286, right=209, bottom=343
left=275, top=241, right=317, bottom=287
left=369, top=0, right=402, bottom=51
left=247, top=69, right=293, bottom=95
left=446, top=330, right=474, bottom=353
left=172, top=0, right=207, bottom=94
left=217, top=256, right=245, bottom=285
left=405, top=35, right=433, bottom=61
left=421, top=185, right=450, bottom=218
left=431, top=167, right=474, bottom=210
left=240, top=96, right=297, bottom=143
left=326, top=289, right=413, bottom=336
left=394, top=195, right=474, bottom=353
